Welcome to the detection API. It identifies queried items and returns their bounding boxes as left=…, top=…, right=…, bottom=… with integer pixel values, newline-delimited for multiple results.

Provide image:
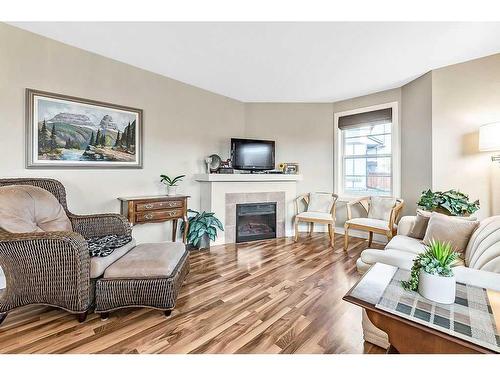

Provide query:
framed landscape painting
left=26, top=89, right=143, bottom=168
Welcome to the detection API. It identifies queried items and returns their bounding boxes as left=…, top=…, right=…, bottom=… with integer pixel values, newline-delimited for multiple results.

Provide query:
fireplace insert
left=236, top=202, right=277, bottom=243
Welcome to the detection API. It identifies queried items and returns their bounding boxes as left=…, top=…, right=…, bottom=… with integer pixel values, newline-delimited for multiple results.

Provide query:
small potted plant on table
left=160, top=174, right=186, bottom=196
left=402, top=240, right=459, bottom=304
left=181, top=209, right=223, bottom=250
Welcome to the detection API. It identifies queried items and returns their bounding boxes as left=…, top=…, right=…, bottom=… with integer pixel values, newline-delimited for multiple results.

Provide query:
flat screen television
left=231, top=138, right=275, bottom=171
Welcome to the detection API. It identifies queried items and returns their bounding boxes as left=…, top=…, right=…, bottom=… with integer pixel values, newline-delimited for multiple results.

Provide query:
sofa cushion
left=385, top=235, right=426, bottom=254
left=0, top=185, right=72, bottom=233
left=346, top=217, right=395, bottom=231
left=104, top=242, right=186, bottom=279
left=423, top=212, right=479, bottom=254
left=307, top=193, right=334, bottom=213
left=368, top=196, right=396, bottom=221
left=90, top=238, right=136, bottom=278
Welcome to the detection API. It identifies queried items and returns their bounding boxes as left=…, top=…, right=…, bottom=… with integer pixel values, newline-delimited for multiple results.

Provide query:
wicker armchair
left=0, top=178, right=131, bottom=325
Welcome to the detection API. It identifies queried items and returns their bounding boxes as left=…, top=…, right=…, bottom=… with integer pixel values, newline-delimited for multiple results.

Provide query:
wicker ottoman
left=95, top=242, right=189, bottom=318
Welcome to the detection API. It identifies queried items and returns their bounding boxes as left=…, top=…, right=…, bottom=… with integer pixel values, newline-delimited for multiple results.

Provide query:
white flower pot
left=418, top=269, right=456, bottom=304
left=166, top=185, right=177, bottom=196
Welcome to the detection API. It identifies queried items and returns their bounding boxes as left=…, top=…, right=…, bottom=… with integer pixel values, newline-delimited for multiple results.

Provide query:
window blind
left=338, top=108, right=392, bottom=130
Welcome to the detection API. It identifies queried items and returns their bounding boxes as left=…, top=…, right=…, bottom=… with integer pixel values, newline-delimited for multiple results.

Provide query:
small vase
left=166, top=185, right=177, bottom=196
left=418, top=269, right=456, bottom=304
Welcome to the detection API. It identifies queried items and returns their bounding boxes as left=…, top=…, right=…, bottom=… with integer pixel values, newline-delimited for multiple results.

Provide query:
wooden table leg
left=172, top=219, right=178, bottom=241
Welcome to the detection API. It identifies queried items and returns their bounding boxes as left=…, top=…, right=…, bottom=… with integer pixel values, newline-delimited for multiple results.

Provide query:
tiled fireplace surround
left=224, top=192, right=286, bottom=244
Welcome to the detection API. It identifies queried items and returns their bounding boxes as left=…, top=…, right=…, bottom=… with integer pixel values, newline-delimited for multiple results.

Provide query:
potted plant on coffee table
left=160, top=174, right=186, bottom=196
left=181, top=209, right=223, bottom=250
left=402, top=240, right=459, bottom=304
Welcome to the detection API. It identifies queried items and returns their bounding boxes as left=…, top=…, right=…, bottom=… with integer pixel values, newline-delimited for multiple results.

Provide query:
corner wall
left=401, top=72, right=433, bottom=215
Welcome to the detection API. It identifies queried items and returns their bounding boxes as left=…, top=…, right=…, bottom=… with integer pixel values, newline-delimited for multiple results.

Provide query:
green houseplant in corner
left=417, top=189, right=479, bottom=216
left=181, top=209, right=223, bottom=250
left=402, top=240, right=459, bottom=304
left=160, top=174, right=186, bottom=196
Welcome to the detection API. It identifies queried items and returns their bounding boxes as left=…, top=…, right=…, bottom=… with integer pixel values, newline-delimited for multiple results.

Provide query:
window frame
left=334, top=102, right=400, bottom=199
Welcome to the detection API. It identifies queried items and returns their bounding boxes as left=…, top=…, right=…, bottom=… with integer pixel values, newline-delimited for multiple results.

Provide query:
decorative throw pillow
left=409, top=209, right=477, bottom=239
left=307, top=193, right=334, bottom=213
left=367, top=196, right=396, bottom=222
left=422, top=212, right=479, bottom=254
left=87, top=234, right=133, bottom=257
left=0, top=185, right=72, bottom=233
left=408, top=209, right=432, bottom=239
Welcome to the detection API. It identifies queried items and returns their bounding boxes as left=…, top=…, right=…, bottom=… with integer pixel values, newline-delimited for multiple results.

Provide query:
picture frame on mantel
left=26, top=88, right=143, bottom=169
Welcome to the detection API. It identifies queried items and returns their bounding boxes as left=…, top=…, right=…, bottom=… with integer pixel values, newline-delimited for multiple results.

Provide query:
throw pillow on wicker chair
left=0, top=185, right=72, bottom=233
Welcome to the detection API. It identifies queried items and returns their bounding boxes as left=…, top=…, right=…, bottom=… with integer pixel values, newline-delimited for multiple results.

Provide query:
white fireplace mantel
left=194, top=173, right=302, bottom=182
left=195, top=173, right=301, bottom=244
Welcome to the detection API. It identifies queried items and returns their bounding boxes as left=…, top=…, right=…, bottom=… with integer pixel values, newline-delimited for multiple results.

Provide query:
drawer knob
left=144, top=213, right=154, bottom=220
left=145, top=204, right=154, bottom=209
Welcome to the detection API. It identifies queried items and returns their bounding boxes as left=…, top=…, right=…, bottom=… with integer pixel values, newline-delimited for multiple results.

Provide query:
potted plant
left=417, top=189, right=479, bottom=216
left=181, top=209, right=223, bottom=250
left=160, top=174, right=186, bottom=196
left=402, top=240, right=459, bottom=304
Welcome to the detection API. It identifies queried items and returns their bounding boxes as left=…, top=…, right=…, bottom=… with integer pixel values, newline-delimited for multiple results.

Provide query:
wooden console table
left=118, top=195, right=190, bottom=243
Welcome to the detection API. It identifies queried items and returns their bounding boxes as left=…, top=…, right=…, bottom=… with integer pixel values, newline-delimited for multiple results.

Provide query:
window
left=335, top=104, right=399, bottom=197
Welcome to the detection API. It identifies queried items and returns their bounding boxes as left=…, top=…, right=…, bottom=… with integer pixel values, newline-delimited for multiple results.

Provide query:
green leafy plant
left=417, top=189, right=479, bottom=216
left=180, top=209, right=224, bottom=247
left=401, top=240, right=459, bottom=291
left=160, top=174, right=186, bottom=187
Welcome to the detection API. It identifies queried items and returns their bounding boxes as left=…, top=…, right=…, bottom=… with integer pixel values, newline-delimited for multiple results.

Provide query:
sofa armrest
left=0, top=231, right=91, bottom=313
left=359, top=249, right=416, bottom=271
left=397, top=216, right=416, bottom=236
left=69, top=213, right=131, bottom=239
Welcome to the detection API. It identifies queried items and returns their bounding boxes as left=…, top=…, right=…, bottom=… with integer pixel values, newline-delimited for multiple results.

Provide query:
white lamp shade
left=479, top=122, right=500, bottom=151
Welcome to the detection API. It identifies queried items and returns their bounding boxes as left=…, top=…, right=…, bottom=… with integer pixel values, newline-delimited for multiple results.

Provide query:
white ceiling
left=11, top=22, right=500, bottom=102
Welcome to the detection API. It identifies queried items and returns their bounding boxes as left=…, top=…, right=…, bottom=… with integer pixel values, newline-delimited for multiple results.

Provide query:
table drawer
left=135, top=200, right=184, bottom=211
left=136, top=209, right=183, bottom=222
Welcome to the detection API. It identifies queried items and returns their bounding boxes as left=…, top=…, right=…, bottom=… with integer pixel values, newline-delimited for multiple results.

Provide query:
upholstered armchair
left=344, top=196, right=404, bottom=251
left=0, top=178, right=132, bottom=325
left=294, top=193, right=338, bottom=246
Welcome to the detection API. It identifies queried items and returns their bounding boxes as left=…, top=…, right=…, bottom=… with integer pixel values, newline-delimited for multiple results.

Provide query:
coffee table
left=343, top=263, right=500, bottom=354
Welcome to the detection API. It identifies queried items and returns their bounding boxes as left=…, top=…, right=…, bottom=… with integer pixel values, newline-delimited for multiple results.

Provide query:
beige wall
left=401, top=72, right=433, bottom=215
left=244, top=103, right=334, bottom=195
left=0, top=23, right=246, bottom=244
left=432, top=54, right=500, bottom=218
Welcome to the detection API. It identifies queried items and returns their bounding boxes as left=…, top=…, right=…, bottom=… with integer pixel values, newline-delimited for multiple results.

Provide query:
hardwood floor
left=0, top=233, right=385, bottom=354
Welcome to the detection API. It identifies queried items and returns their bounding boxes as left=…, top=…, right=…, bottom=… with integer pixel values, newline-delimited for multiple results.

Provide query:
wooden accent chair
left=294, top=193, right=338, bottom=246
left=0, top=178, right=132, bottom=325
left=344, top=196, right=404, bottom=252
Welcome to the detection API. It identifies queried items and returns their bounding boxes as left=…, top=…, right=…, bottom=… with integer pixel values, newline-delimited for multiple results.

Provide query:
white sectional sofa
left=356, top=214, right=500, bottom=349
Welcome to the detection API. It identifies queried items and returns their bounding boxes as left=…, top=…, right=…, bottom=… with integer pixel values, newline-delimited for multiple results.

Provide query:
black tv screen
left=231, top=138, right=275, bottom=171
